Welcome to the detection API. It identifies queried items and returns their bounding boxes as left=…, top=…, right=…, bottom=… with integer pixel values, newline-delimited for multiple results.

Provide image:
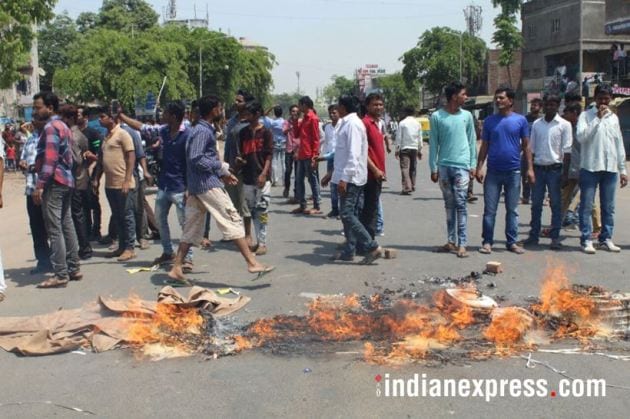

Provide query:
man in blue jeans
left=429, top=82, right=477, bottom=258
left=577, top=84, right=628, bottom=254
left=331, top=95, right=382, bottom=264
left=118, top=102, right=194, bottom=269
left=521, top=95, right=572, bottom=250
left=476, top=87, right=534, bottom=255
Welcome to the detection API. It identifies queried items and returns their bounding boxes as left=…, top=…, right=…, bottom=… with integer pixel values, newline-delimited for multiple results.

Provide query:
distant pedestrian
left=395, top=106, right=422, bottom=195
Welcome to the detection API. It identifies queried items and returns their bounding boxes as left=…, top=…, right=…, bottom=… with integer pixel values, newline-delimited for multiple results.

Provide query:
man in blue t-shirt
left=476, top=87, right=534, bottom=254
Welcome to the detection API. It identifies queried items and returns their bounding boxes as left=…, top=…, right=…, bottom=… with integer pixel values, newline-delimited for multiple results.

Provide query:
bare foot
left=168, top=265, right=186, bottom=281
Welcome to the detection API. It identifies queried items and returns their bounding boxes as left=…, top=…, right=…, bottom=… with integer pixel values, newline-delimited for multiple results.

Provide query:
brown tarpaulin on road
left=0, top=286, right=250, bottom=356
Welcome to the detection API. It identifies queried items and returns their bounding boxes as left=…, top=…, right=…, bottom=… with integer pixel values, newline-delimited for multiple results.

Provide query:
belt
left=534, top=163, right=563, bottom=171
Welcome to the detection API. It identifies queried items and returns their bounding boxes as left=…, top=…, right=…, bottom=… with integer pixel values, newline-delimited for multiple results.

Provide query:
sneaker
left=598, top=239, right=621, bottom=252
left=519, top=237, right=539, bottom=247
left=582, top=240, right=596, bottom=254
left=326, top=210, right=340, bottom=218
left=376, top=231, right=385, bottom=237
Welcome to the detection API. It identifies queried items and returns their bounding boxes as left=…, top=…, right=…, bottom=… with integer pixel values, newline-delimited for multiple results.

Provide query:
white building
left=0, top=34, right=41, bottom=121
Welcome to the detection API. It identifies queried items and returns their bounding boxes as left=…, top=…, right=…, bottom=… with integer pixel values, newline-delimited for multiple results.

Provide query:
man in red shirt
left=291, top=96, right=321, bottom=214
left=361, top=93, right=387, bottom=240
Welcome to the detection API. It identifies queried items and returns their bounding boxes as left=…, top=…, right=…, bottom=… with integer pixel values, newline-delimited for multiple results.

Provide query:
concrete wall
left=487, top=49, right=523, bottom=93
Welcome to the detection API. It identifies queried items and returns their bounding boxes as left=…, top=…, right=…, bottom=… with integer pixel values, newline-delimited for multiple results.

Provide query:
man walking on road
left=395, top=106, right=422, bottom=195
left=168, top=95, right=273, bottom=284
left=429, top=82, right=477, bottom=258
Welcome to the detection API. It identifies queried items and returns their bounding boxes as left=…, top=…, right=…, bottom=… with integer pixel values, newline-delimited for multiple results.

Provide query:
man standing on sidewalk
left=93, top=108, right=137, bottom=262
left=577, top=84, right=628, bottom=254
left=395, top=106, right=422, bottom=195
left=476, top=87, right=534, bottom=255
left=429, top=82, right=477, bottom=258
left=521, top=95, right=572, bottom=250
left=118, top=102, right=194, bottom=270
left=168, top=95, right=273, bottom=283
left=32, top=92, right=82, bottom=288
left=331, top=95, right=382, bottom=264
left=291, top=96, right=321, bottom=215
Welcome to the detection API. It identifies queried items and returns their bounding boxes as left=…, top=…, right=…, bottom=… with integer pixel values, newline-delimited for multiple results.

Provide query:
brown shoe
left=255, top=246, right=268, bottom=256
left=139, top=239, right=150, bottom=250
left=434, top=242, right=457, bottom=253
left=105, top=249, right=124, bottom=258
left=117, top=250, right=136, bottom=262
left=69, top=271, right=83, bottom=281
left=153, top=253, right=175, bottom=265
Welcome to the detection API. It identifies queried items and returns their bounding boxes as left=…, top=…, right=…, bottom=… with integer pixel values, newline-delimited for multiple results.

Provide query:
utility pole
left=296, top=71, right=301, bottom=94
left=199, top=45, right=203, bottom=97
left=459, top=32, right=463, bottom=81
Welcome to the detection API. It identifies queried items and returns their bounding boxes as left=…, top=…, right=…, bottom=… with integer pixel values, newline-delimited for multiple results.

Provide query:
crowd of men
left=0, top=80, right=627, bottom=303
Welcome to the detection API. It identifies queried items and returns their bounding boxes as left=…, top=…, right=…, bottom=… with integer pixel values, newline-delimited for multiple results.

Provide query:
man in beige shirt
left=93, top=108, right=137, bottom=261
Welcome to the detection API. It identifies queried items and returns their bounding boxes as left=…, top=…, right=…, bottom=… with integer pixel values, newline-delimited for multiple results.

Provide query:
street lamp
left=296, top=71, right=301, bottom=95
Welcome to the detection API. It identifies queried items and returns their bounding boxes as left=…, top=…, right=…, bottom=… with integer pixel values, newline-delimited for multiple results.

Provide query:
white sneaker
left=582, top=240, right=596, bottom=254
left=598, top=239, right=621, bottom=252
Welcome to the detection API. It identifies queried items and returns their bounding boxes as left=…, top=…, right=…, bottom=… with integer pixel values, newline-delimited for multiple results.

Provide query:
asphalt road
left=1, top=150, right=630, bottom=418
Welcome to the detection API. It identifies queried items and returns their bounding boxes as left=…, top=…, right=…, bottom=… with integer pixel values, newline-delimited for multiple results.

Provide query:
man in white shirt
left=521, top=95, right=572, bottom=249
left=331, top=95, right=382, bottom=264
left=577, top=84, right=628, bottom=254
left=319, top=105, right=341, bottom=217
left=395, top=107, right=422, bottom=195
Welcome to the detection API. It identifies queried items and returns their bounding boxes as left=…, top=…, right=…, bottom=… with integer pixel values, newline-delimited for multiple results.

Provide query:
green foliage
left=322, top=75, right=357, bottom=104
left=0, top=0, right=56, bottom=88
left=54, top=28, right=195, bottom=110
left=401, top=27, right=487, bottom=95
left=373, top=73, right=419, bottom=118
left=38, top=12, right=78, bottom=91
left=271, top=92, right=302, bottom=113
left=99, top=0, right=158, bottom=32
left=75, top=12, right=98, bottom=33
left=491, top=1, right=523, bottom=87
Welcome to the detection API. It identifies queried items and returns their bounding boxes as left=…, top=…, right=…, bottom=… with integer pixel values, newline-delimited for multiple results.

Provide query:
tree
left=271, top=92, right=302, bottom=113
left=76, top=12, right=99, bottom=33
left=0, top=0, right=56, bottom=88
left=322, top=75, right=357, bottom=104
left=373, top=73, right=419, bottom=118
left=99, top=0, right=158, bottom=32
left=401, top=27, right=487, bottom=96
left=491, top=0, right=523, bottom=87
left=54, top=28, right=195, bottom=111
left=38, top=12, right=78, bottom=91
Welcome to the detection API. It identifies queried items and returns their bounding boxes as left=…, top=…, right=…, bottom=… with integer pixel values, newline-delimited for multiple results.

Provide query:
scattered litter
left=303, top=368, right=312, bottom=373
left=126, top=264, right=159, bottom=274
left=216, top=288, right=240, bottom=296
left=71, top=350, right=87, bottom=355
left=0, top=400, right=95, bottom=415
left=486, top=282, right=497, bottom=289
left=364, top=281, right=369, bottom=287
left=537, top=348, right=630, bottom=361
left=520, top=353, right=630, bottom=391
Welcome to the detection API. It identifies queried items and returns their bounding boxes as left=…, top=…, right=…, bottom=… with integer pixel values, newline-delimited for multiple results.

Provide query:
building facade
left=0, top=34, right=40, bottom=121
left=605, top=0, right=630, bottom=35
left=521, top=0, right=630, bottom=96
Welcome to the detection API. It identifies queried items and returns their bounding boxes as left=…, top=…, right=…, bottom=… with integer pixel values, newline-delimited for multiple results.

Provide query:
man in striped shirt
left=32, top=92, right=82, bottom=288
left=168, top=95, right=273, bottom=284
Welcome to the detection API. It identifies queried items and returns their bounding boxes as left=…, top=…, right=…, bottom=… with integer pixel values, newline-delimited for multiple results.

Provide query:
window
left=528, top=24, right=536, bottom=40
left=551, top=18, right=560, bottom=34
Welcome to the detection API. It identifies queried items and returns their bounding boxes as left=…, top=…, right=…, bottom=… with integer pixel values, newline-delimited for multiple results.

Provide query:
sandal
left=434, top=243, right=457, bottom=253
left=182, top=261, right=194, bottom=274
left=456, top=247, right=469, bottom=258
left=478, top=244, right=492, bottom=254
left=508, top=244, right=525, bottom=255
left=249, top=265, right=275, bottom=281
left=37, top=276, right=69, bottom=288
left=305, top=208, right=323, bottom=215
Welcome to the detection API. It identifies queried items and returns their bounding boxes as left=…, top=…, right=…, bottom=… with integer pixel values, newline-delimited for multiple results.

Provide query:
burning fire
left=120, top=260, right=621, bottom=364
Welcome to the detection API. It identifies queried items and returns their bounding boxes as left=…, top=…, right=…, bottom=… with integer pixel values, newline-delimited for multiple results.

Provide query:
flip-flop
left=37, top=277, right=69, bottom=288
left=456, top=249, right=469, bottom=258
left=250, top=265, right=275, bottom=281
left=478, top=245, right=492, bottom=254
